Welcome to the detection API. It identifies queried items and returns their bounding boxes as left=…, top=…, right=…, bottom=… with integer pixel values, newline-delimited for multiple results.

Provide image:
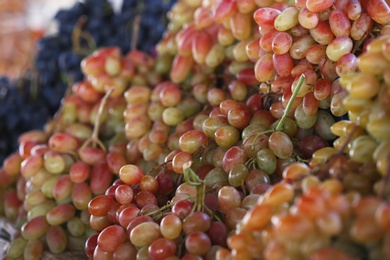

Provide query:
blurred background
left=0, top=0, right=124, bottom=79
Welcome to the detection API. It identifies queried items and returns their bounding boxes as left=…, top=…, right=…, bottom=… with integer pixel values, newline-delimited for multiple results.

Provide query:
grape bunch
left=0, top=0, right=177, bottom=166
left=1, top=0, right=390, bottom=259
left=220, top=161, right=390, bottom=259
left=0, top=76, right=50, bottom=165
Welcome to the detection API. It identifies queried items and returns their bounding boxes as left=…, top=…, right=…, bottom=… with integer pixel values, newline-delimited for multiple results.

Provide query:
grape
left=274, top=7, right=300, bottom=32
left=298, top=8, right=319, bottom=30
left=147, top=238, right=177, bottom=259
left=203, top=167, right=227, bottom=190
left=273, top=53, right=294, bottom=77
left=336, top=53, right=358, bottom=77
left=240, top=204, right=273, bottom=232
left=214, top=125, right=241, bottom=149
left=20, top=155, right=43, bottom=179
left=290, top=35, right=317, bottom=60
left=214, top=0, right=238, bottom=24
left=46, top=203, right=76, bottom=226
left=298, top=135, right=328, bottom=159
left=326, top=36, right=354, bottom=62
left=228, top=163, right=249, bottom=187
left=208, top=221, right=229, bottom=247
left=119, top=164, right=144, bottom=185
left=160, top=214, right=183, bottom=240
left=185, top=231, right=212, bottom=256
left=97, top=225, right=127, bottom=253
left=329, top=9, right=352, bottom=37
left=66, top=216, right=86, bottom=237
left=314, top=110, right=337, bottom=141
left=90, top=215, right=113, bottom=231
left=52, top=175, right=74, bottom=202
left=179, top=130, right=208, bottom=154
left=172, top=151, right=193, bottom=174
left=253, top=7, right=280, bottom=28
left=268, top=131, right=294, bottom=159
left=222, top=146, right=247, bottom=173
left=367, top=0, right=390, bottom=25
left=254, top=53, right=275, bottom=82
left=226, top=208, right=248, bottom=232
left=21, top=215, right=50, bottom=240
left=23, top=239, right=44, bottom=260
left=227, top=105, right=251, bottom=129
left=46, top=225, right=68, bottom=254
left=202, top=116, right=229, bottom=139
left=27, top=200, right=55, bottom=221
left=48, top=132, right=80, bottom=152
left=348, top=135, right=378, bottom=163
left=306, top=44, right=327, bottom=64
left=78, top=147, right=106, bottom=166
left=256, top=148, right=277, bottom=175
left=310, top=21, right=335, bottom=45
left=183, top=211, right=212, bottom=234
left=306, top=0, right=334, bottom=12
left=118, top=205, right=141, bottom=228
left=90, top=162, right=113, bottom=195
left=218, top=186, right=242, bottom=214
left=6, top=237, right=27, bottom=259
left=69, top=160, right=90, bottom=183
left=130, top=222, right=162, bottom=247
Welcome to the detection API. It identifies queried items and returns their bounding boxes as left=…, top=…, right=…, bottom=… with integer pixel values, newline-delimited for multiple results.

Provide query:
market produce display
left=0, top=0, right=176, bottom=165
left=1, top=0, right=390, bottom=259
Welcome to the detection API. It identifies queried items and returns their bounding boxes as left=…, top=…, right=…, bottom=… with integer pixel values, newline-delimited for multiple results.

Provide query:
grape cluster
left=1, top=0, right=390, bottom=259
left=1, top=36, right=175, bottom=258
left=0, top=76, right=50, bottom=164
left=0, top=0, right=176, bottom=166
left=223, top=163, right=390, bottom=259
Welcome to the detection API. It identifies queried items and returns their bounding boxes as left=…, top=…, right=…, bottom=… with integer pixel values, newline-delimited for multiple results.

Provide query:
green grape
left=229, top=163, right=249, bottom=187
left=349, top=135, right=378, bottom=163
left=256, top=148, right=277, bottom=175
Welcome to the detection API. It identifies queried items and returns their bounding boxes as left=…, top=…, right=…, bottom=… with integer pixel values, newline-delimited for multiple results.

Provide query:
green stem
left=246, top=129, right=274, bottom=145
left=143, top=201, right=175, bottom=219
left=275, top=74, right=305, bottom=132
left=183, top=163, right=209, bottom=213
left=197, top=183, right=205, bottom=212
left=183, top=164, right=202, bottom=186
left=203, top=205, right=223, bottom=222
left=80, top=88, right=114, bottom=151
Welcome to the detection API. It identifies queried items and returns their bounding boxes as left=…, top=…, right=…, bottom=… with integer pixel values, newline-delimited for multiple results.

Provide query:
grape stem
left=143, top=200, right=178, bottom=220
left=183, top=161, right=202, bottom=187
left=275, top=74, right=305, bottom=132
left=245, top=74, right=305, bottom=146
left=131, top=15, right=141, bottom=51
left=72, top=16, right=87, bottom=53
left=72, top=16, right=96, bottom=55
left=183, top=163, right=222, bottom=221
left=80, top=87, right=115, bottom=152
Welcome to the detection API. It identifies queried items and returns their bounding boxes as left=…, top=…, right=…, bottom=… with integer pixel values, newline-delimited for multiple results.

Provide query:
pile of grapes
left=1, top=0, right=390, bottom=259
left=0, top=0, right=176, bottom=165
